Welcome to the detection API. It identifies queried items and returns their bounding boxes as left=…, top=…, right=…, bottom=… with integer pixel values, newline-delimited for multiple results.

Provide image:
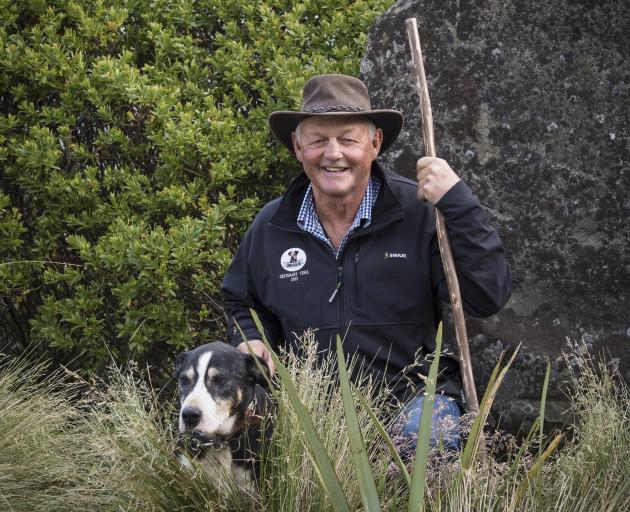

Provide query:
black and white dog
left=174, top=342, right=271, bottom=492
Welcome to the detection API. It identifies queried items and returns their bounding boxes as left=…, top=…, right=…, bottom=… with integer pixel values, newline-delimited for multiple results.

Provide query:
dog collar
left=201, top=433, right=239, bottom=452
left=177, top=431, right=241, bottom=457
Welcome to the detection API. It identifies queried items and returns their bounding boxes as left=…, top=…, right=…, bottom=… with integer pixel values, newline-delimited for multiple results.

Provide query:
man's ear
left=371, top=127, right=383, bottom=157
left=174, top=351, right=188, bottom=378
left=291, top=131, right=304, bottom=163
left=243, top=352, right=271, bottom=389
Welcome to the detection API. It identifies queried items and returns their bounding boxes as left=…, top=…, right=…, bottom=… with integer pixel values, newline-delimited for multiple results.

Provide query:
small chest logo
left=281, top=248, right=307, bottom=271
left=384, top=252, right=407, bottom=260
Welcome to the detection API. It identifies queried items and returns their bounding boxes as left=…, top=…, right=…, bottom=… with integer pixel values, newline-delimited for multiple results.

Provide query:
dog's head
left=174, top=342, right=269, bottom=437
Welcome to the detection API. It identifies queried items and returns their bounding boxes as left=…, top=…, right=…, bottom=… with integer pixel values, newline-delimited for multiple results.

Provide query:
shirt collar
left=298, top=175, right=381, bottom=228
left=297, top=175, right=382, bottom=256
left=269, top=162, right=404, bottom=232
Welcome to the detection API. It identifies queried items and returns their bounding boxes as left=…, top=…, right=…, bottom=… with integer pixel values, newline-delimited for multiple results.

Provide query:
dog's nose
left=181, top=406, right=202, bottom=427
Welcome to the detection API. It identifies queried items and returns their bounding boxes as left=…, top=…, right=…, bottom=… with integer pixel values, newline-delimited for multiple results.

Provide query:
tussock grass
left=0, top=355, right=114, bottom=511
left=533, top=351, right=630, bottom=511
left=417, top=349, right=630, bottom=512
left=1, top=337, right=628, bottom=511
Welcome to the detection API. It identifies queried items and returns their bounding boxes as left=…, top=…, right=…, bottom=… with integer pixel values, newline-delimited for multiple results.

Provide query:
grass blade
left=407, top=322, right=443, bottom=512
left=249, top=309, right=351, bottom=512
left=458, top=352, right=502, bottom=470
left=460, top=344, right=521, bottom=470
left=539, top=359, right=551, bottom=455
left=353, top=383, right=411, bottom=486
left=336, top=335, right=382, bottom=511
left=511, top=433, right=563, bottom=509
left=504, top=416, right=540, bottom=485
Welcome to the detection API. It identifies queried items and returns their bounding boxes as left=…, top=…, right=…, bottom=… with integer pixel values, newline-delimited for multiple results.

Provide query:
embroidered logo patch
left=281, top=248, right=307, bottom=271
left=384, top=252, right=407, bottom=259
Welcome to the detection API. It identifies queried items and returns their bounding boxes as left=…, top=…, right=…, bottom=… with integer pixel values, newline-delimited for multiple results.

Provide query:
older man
left=222, top=74, right=511, bottom=453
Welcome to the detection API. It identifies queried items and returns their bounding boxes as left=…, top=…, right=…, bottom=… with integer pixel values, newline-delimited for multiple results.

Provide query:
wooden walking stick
left=405, top=18, right=480, bottom=415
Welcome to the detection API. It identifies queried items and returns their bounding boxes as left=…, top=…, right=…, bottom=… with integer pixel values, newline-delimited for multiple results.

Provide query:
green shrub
left=0, top=0, right=392, bottom=377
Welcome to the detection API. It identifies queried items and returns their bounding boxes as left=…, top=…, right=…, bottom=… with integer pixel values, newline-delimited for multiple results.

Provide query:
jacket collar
left=269, top=162, right=405, bottom=231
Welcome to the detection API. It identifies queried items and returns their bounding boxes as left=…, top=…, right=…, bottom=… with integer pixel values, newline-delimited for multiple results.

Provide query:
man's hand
left=237, top=339, right=276, bottom=376
left=416, top=157, right=460, bottom=205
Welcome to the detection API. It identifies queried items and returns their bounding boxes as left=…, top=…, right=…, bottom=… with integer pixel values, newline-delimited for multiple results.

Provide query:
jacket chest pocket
left=352, top=249, right=433, bottom=322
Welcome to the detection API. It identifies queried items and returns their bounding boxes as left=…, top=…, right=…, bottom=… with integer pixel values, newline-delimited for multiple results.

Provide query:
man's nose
left=323, top=138, right=342, bottom=160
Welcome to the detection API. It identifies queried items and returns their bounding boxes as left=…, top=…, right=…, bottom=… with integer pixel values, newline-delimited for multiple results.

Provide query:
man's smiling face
left=291, top=116, right=382, bottom=205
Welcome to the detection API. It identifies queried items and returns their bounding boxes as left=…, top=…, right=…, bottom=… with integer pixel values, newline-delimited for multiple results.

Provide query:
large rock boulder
left=361, top=0, right=629, bottom=433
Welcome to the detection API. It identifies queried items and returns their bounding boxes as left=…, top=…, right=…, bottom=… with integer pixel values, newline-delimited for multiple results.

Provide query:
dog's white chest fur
left=179, top=449, right=255, bottom=495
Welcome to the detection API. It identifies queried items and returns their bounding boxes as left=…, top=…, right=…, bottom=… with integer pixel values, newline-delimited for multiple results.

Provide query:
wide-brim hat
left=269, top=74, right=404, bottom=155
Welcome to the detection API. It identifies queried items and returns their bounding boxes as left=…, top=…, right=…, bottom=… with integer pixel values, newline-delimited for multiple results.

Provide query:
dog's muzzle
left=176, top=397, right=261, bottom=459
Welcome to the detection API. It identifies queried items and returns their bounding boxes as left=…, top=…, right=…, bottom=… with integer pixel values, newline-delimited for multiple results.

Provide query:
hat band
left=302, top=105, right=366, bottom=114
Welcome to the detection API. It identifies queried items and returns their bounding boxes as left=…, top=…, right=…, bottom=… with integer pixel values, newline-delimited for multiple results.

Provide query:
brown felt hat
left=269, top=74, right=404, bottom=155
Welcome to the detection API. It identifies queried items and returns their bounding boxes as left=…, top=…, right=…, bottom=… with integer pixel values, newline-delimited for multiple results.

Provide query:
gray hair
left=294, top=117, right=377, bottom=143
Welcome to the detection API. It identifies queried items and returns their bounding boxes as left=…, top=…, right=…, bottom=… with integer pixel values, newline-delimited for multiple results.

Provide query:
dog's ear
left=174, top=351, right=188, bottom=378
left=243, top=353, right=271, bottom=389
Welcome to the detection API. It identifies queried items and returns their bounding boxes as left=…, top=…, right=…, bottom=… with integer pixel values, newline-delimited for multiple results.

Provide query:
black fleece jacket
left=222, top=163, right=511, bottom=403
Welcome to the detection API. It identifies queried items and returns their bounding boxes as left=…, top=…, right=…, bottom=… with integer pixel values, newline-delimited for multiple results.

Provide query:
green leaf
left=460, top=344, right=521, bottom=470
left=336, top=334, right=382, bottom=511
left=353, top=382, right=411, bottom=486
left=504, top=416, right=540, bottom=486
left=407, top=321, right=443, bottom=512
left=539, top=359, right=551, bottom=455
left=512, top=433, right=563, bottom=509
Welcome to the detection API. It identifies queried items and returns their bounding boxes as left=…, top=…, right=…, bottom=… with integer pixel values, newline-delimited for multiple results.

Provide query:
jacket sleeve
left=431, top=180, right=512, bottom=318
left=221, top=223, right=282, bottom=349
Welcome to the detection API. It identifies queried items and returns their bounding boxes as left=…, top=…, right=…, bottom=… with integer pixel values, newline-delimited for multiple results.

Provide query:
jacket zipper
left=336, top=263, right=345, bottom=333
left=328, top=265, right=343, bottom=303
left=354, top=248, right=361, bottom=308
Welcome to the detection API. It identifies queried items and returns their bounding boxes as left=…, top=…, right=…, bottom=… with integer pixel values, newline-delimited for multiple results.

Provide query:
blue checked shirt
left=297, top=175, right=382, bottom=258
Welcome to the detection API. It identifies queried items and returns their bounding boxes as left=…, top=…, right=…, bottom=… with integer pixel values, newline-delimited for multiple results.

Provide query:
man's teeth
left=323, top=167, right=347, bottom=172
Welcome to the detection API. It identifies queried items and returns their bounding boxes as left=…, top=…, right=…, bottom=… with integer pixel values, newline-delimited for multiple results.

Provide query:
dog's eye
left=179, top=375, right=191, bottom=387
left=212, top=374, right=226, bottom=385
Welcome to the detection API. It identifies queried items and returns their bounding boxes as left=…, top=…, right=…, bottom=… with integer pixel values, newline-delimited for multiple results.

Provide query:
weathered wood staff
left=405, top=17, right=480, bottom=415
